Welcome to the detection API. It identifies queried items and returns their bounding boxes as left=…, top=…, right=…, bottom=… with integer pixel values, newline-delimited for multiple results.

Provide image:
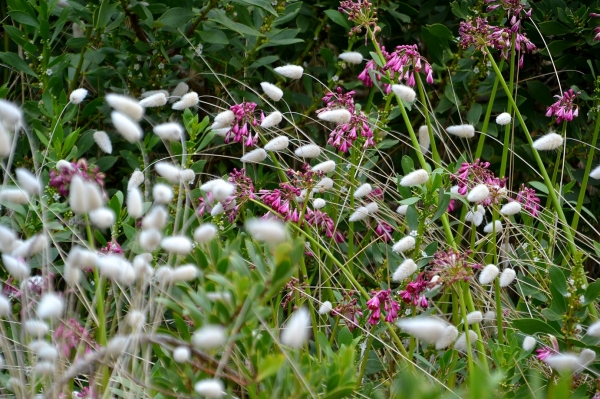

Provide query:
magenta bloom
left=374, top=220, right=393, bottom=242
left=54, top=318, right=98, bottom=359
left=546, top=89, right=580, bottom=124
left=429, top=249, right=481, bottom=286
left=366, top=289, right=400, bottom=324
left=383, top=44, right=434, bottom=86
left=594, top=27, right=600, bottom=41
left=100, top=239, right=123, bottom=255
left=338, top=0, right=378, bottom=43
left=259, top=183, right=301, bottom=222
left=49, top=159, right=105, bottom=197
left=451, top=159, right=506, bottom=207
left=226, top=168, right=255, bottom=222
left=305, top=208, right=345, bottom=243
left=399, top=273, right=429, bottom=308
left=224, top=102, right=259, bottom=147
left=485, top=0, right=532, bottom=31
left=516, top=184, right=541, bottom=217
left=332, top=292, right=363, bottom=331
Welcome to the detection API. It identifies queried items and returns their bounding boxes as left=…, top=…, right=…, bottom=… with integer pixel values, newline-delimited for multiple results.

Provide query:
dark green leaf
left=158, top=7, right=196, bottom=28
left=324, top=10, right=350, bottom=31
left=537, top=21, right=572, bottom=36
left=198, top=29, right=229, bottom=45
left=513, top=318, right=562, bottom=337
left=0, top=52, right=37, bottom=77
left=9, top=11, right=40, bottom=28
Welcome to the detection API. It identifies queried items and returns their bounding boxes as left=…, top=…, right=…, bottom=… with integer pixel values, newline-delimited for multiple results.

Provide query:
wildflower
left=532, top=132, right=563, bottom=151
left=195, top=379, right=224, bottom=398
left=313, top=177, right=334, bottom=193
left=452, top=159, right=506, bottom=207
left=392, top=236, right=416, bottom=253
left=264, top=136, right=289, bottom=151
left=0, top=294, right=10, bottom=317
left=467, top=184, right=490, bottom=203
left=173, top=346, right=191, bottom=363
left=396, top=317, right=447, bottom=343
left=436, top=325, right=459, bottom=349
left=260, top=82, right=284, bottom=101
left=92, top=130, right=113, bottom=154
left=154, top=122, right=183, bottom=141
left=224, top=102, right=259, bottom=147
left=194, top=224, right=217, bottom=243
left=579, top=348, right=596, bottom=369
left=466, top=311, right=483, bottom=325
left=89, top=207, right=116, bottom=229
left=383, top=44, right=434, bottom=87
left=339, top=51, right=364, bottom=64
left=479, top=264, right=499, bottom=284
left=305, top=208, right=345, bottom=243
left=516, top=184, right=541, bottom=217
left=546, top=89, right=579, bottom=123
left=418, top=125, right=431, bottom=154
left=485, top=0, right=532, bottom=31
left=399, top=273, right=428, bottom=308
left=400, top=169, right=429, bottom=186
left=161, top=236, right=193, bottom=255
left=455, top=331, right=478, bottom=352
left=331, top=292, right=363, bottom=330
left=246, top=219, right=287, bottom=243
left=349, top=206, right=369, bottom=222
left=499, top=268, right=516, bottom=287
left=127, top=188, right=143, bottom=218
left=447, top=124, right=475, bottom=138
left=483, top=220, right=503, bottom=234
left=392, top=84, right=416, bottom=103
left=313, top=198, right=326, bottom=209
left=496, top=112, right=512, bottom=125
left=544, top=353, right=582, bottom=373
left=392, top=259, right=418, bottom=281
left=154, top=161, right=181, bottom=184
left=171, top=265, right=199, bottom=282
left=281, top=307, right=311, bottom=348
left=69, top=88, right=88, bottom=104
left=429, top=248, right=481, bottom=285
left=172, top=91, right=199, bottom=110
left=170, top=82, right=189, bottom=102
left=274, top=65, right=304, bottom=79
left=141, top=89, right=169, bottom=99
left=106, top=94, right=144, bottom=121
left=260, top=111, right=283, bottom=128
left=523, top=336, right=536, bottom=351
left=318, top=109, right=352, bottom=124
left=139, top=92, right=167, bottom=108
left=241, top=148, right=267, bottom=163
left=366, top=289, right=400, bottom=324
left=354, top=183, right=372, bottom=198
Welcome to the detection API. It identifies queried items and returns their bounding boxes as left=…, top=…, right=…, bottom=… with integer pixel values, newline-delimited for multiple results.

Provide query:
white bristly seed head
left=543, top=353, right=581, bottom=373
left=392, top=236, right=416, bottom=253
left=155, top=161, right=182, bottom=184
left=0, top=99, right=23, bottom=130
left=172, top=92, right=199, bottom=110
left=171, top=265, right=199, bottom=282
left=0, top=188, right=29, bottom=204
left=15, top=168, right=41, bottom=195
left=400, top=169, right=429, bottom=186
left=483, top=220, right=503, bottom=234
left=170, top=82, right=189, bottom=103
left=194, top=379, right=224, bottom=398
left=96, top=255, right=135, bottom=285
left=349, top=207, right=369, bottom=222
left=365, top=202, right=378, bottom=214
left=465, top=211, right=484, bottom=226
left=141, top=90, right=169, bottom=99
left=64, top=263, right=81, bottom=286
left=127, top=188, right=144, bottom=218
left=139, top=92, right=167, bottom=108
left=454, top=331, right=478, bottom=352
left=193, top=325, right=227, bottom=349
left=500, top=201, right=521, bottom=215
left=211, top=180, right=236, bottom=201
left=0, top=123, right=11, bottom=157
left=479, top=264, right=499, bottom=285
left=139, top=229, right=162, bottom=252
left=211, top=127, right=230, bottom=137
left=241, top=148, right=268, bottom=163
left=246, top=219, right=287, bottom=243
left=154, top=122, right=184, bottom=141
left=318, top=109, right=352, bottom=124
left=0, top=294, right=11, bottom=317
left=313, top=198, right=326, bottom=209
left=173, top=346, right=191, bottom=363
left=86, top=181, right=104, bottom=211
left=587, top=320, right=600, bottom=337
left=0, top=225, right=16, bottom=252
left=128, top=170, right=144, bottom=189
left=532, top=132, right=563, bottom=151
left=211, top=202, right=225, bottom=216
left=264, top=136, right=289, bottom=151
left=69, top=175, right=87, bottom=215
left=89, top=207, right=116, bottom=229
left=396, top=317, right=447, bottom=344
left=126, top=310, right=146, bottom=330
left=260, top=82, right=284, bottom=101
left=214, top=110, right=235, bottom=127
left=590, top=165, right=600, bottom=180
left=281, top=307, right=311, bottom=348
left=111, top=111, right=142, bottom=143
left=312, top=177, right=334, bottom=193
left=396, top=204, right=408, bottom=215
left=579, top=348, right=596, bottom=369
left=274, top=65, right=304, bottom=79
left=194, top=224, right=217, bottom=243
left=467, top=184, right=490, bottom=202
left=311, top=160, right=335, bottom=173
left=392, top=259, right=418, bottom=281
left=69, top=88, right=88, bottom=104
left=499, top=268, right=516, bottom=287
left=338, top=51, right=363, bottom=64
left=392, top=84, right=416, bottom=103
left=466, top=311, right=483, bottom=325
left=446, top=124, right=475, bottom=138
left=106, top=94, right=144, bottom=121
left=496, top=112, right=512, bottom=125
left=354, top=183, right=372, bottom=198
left=93, top=130, right=112, bottom=154
left=484, top=311, right=496, bottom=323
left=295, top=144, right=321, bottom=158
left=418, top=125, right=431, bottom=154
left=522, top=336, right=536, bottom=351
left=319, top=301, right=333, bottom=314
left=161, top=236, right=193, bottom=255
left=153, top=183, right=174, bottom=204
left=37, top=293, right=64, bottom=320
left=436, top=325, right=459, bottom=350
left=260, top=111, right=283, bottom=129
left=25, top=320, right=49, bottom=337
left=142, top=206, right=168, bottom=230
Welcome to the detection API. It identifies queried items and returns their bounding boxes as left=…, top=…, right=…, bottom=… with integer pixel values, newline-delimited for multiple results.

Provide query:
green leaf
left=229, top=0, right=277, bottom=16
left=9, top=11, right=40, bottom=28
left=94, top=0, right=118, bottom=29
left=513, top=318, right=562, bottom=337
left=198, top=29, right=229, bottom=45
left=548, top=266, right=568, bottom=295
left=273, top=2, right=302, bottom=27
left=158, top=7, right=196, bottom=28
left=399, top=197, right=420, bottom=205
left=96, top=156, right=118, bottom=172
left=426, top=23, right=454, bottom=40
left=467, top=103, right=482, bottom=125
left=401, top=155, right=415, bottom=175
left=0, top=52, right=37, bottom=77
left=324, top=10, right=350, bottom=31
left=583, top=280, right=600, bottom=306
left=338, top=326, right=353, bottom=347
left=537, top=21, right=572, bottom=36
left=209, top=9, right=264, bottom=37
left=256, top=354, right=285, bottom=381
left=431, top=191, right=450, bottom=224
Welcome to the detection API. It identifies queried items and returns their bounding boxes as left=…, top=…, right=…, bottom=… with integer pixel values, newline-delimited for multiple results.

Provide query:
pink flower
left=546, top=89, right=580, bottom=124
left=428, top=249, right=481, bottom=286
left=374, top=220, right=393, bottom=242
left=338, top=0, right=379, bottom=44
left=366, top=289, right=400, bottom=325
left=54, top=318, right=98, bottom=359
left=399, top=273, right=429, bottom=308
left=100, top=239, right=123, bottom=255
left=516, top=183, right=541, bottom=217
left=49, top=159, right=105, bottom=197
left=224, top=102, right=259, bottom=147
left=382, top=44, right=434, bottom=86
left=451, top=159, right=506, bottom=207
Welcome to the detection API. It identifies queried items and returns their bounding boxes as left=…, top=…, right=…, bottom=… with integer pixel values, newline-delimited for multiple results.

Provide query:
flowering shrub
left=2, top=0, right=600, bottom=398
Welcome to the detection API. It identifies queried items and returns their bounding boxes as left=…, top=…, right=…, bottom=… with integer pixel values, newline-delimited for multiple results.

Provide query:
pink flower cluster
left=366, top=289, right=400, bottom=324
left=546, top=89, right=580, bottom=124
left=428, top=249, right=481, bottom=286
left=516, top=183, right=541, bottom=217
left=338, top=0, right=378, bottom=43
left=452, top=159, right=507, bottom=206
left=100, top=239, right=123, bottom=255
left=259, top=183, right=302, bottom=222
left=305, top=208, right=345, bottom=243
left=318, top=87, right=374, bottom=152
left=224, top=101, right=259, bottom=147
left=331, top=291, right=363, bottom=331
left=226, top=168, right=255, bottom=222
left=53, top=318, right=98, bottom=358
left=49, top=159, right=105, bottom=197
left=485, top=0, right=532, bottom=31
left=399, top=273, right=428, bottom=308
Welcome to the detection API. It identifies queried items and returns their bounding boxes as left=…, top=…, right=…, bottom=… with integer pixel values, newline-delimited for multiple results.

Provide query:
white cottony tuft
left=281, top=307, right=311, bottom=348
left=467, top=184, right=490, bottom=202
left=141, top=90, right=169, bottom=99
left=96, top=255, right=135, bottom=285
left=587, top=320, right=600, bottom=337
left=69, top=175, right=87, bottom=214
left=139, top=92, right=167, bottom=108
left=194, top=224, right=217, bottom=243
left=0, top=124, right=12, bottom=158
left=211, top=127, right=230, bottom=137
left=499, top=268, right=516, bottom=287
left=496, top=112, right=512, bottom=125
left=454, top=330, right=478, bottom=352
left=396, top=204, right=408, bottom=215
left=578, top=348, right=596, bottom=369
left=295, top=144, right=321, bottom=158
left=192, top=325, right=227, bottom=349
left=479, top=264, right=499, bottom=285
left=154, top=122, right=184, bottom=141
left=349, top=207, right=369, bottom=222
left=354, top=183, right=372, bottom=198
left=436, top=325, right=459, bottom=350
left=127, top=188, right=143, bottom=218
left=153, top=183, right=174, bottom=204
left=392, top=84, right=416, bottom=103
left=500, top=201, right=521, bottom=215
left=211, top=180, right=235, bottom=201
left=173, top=346, right=191, bottom=363
left=465, top=210, right=484, bottom=226
left=111, top=111, right=142, bottom=143
left=214, top=110, right=235, bottom=127
left=264, top=136, right=289, bottom=151
left=194, top=379, right=224, bottom=398
left=69, top=88, right=88, bottom=105
left=161, top=236, right=193, bottom=255
left=392, top=236, right=416, bottom=253
left=155, top=162, right=181, bottom=184
left=37, top=293, right=64, bottom=319
left=466, top=311, right=483, bottom=325
left=211, top=202, right=224, bottom=216
left=532, top=132, right=563, bottom=151
left=172, top=92, right=199, bottom=110
left=396, top=317, right=447, bottom=344
left=365, top=201, right=378, bottom=214
left=312, top=160, right=335, bottom=173
left=483, top=311, right=496, bottom=323
left=392, top=259, right=418, bottom=281
left=260, top=111, right=283, bottom=129
left=0, top=294, right=10, bottom=317
left=241, top=148, right=268, bottom=163
left=181, top=169, right=195, bottom=185
left=106, top=94, right=144, bottom=121
left=319, top=301, right=333, bottom=314
left=400, top=169, right=429, bottom=186
left=338, top=51, right=363, bottom=64
left=483, top=220, right=503, bottom=234
left=543, top=353, right=582, bottom=373
left=418, top=125, right=431, bottom=154
left=312, top=177, right=334, bottom=193
left=274, top=65, right=304, bottom=79
left=89, top=207, right=116, bottom=229
left=318, top=109, right=352, bottom=124
left=246, top=219, right=287, bottom=244
left=139, top=229, right=162, bottom=252
left=447, top=124, right=475, bottom=138
left=15, top=168, right=41, bottom=195
left=590, top=165, right=600, bottom=180
left=0, top=225, right=16, bottom=252
left=260, top=82, right=284, bottom=101
left=313, top=198, right=326, bottom=209
left=128, top=170, right=144, bottom=189
left=126, top=310, right=146, bottom=330
left=25, top=320, right=49, bottom=337
left=93, top=131, right=112, bottom=154
left=0, top=99, right=23, bottom=130
left=170, top=82, right=189, bottom=103
left=171, top=265, right=199, bottom=282
left=522, top=336, right=536, bottom=351
left=0, top=188, right=29, bottom=204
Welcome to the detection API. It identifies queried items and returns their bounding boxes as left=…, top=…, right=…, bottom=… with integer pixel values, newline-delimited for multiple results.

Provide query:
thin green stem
left=499, top=34, right=517, bottom=179
left=355, top=332, right=374, bottom=389
left=414, top=73, right=441, bottom=168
